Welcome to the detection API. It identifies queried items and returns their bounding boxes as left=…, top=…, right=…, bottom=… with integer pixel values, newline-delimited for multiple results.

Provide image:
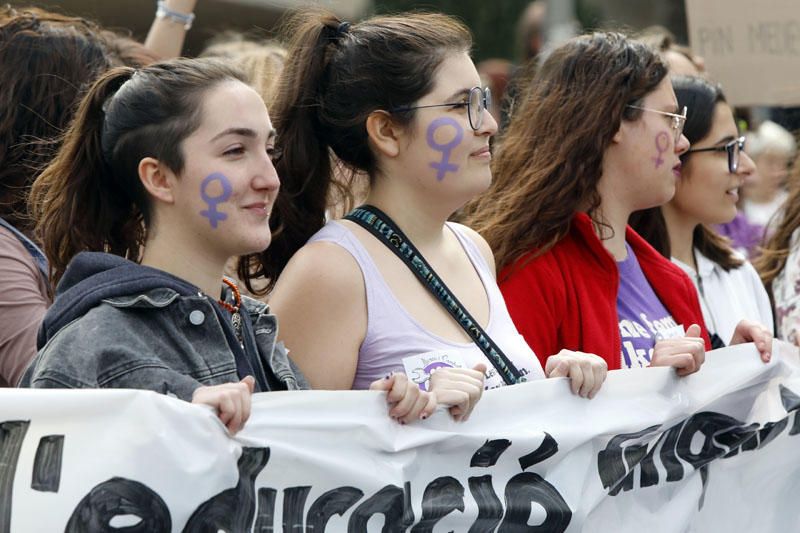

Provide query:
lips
left=672, top=162, right=682, bottom=177
left=470, top=145, right=491, bottom=158
left=243, top=202, right=270, bottom=216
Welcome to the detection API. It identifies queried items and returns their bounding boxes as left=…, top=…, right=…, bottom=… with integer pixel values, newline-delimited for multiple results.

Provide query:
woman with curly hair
left=466, top=33, right=771, bottom=374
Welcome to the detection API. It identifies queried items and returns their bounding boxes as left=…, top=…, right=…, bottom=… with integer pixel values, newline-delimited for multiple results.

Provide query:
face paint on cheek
left=199, top=172, right=233, bottom=229
left=426, top=117, right=465, bottom=181
left=652, top=131, right=670, bottom=168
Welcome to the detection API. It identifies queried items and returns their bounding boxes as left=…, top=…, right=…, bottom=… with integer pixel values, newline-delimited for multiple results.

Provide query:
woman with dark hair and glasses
left=465, top=33, right=772, bottom=376
left=630, top=76, right=772, bottom=349
left=262, top=10, right=607, bottom=415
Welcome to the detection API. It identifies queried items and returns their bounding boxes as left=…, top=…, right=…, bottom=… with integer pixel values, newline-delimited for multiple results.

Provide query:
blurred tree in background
left=374, top=0, right=687, bottom=63
left=374, top=0, right=532, bottom=62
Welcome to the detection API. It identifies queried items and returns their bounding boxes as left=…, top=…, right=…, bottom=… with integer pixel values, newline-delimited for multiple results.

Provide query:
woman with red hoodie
left=466, top=32, right=772, bottom=373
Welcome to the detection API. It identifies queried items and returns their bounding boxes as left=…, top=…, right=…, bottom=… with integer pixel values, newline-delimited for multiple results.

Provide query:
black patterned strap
left=344, top=205, right=525, bottom=386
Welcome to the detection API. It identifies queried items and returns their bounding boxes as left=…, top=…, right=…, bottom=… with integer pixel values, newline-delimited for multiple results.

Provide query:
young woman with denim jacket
left=20, top=58, right=437, bottom=432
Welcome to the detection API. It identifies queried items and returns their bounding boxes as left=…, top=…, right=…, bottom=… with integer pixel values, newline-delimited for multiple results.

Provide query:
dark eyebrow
left=267, top=129, right=277, bottom=142
left=445, top=88, right=471, bottom=102
left=210, top=127, right=258, bottom=143
left=713, top=135, right=737, bottom=146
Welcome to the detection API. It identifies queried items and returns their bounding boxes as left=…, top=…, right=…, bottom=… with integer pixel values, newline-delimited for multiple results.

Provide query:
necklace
left=218, top=278, right=244, bottom=346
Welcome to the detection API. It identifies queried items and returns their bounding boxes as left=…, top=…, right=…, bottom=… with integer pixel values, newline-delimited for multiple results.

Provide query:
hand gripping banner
left=2, top=342, right=800, bottom=532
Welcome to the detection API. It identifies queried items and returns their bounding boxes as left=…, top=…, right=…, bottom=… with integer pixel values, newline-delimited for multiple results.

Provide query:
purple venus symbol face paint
left=426, top=117, right=464, bottom=181
left=199, top=172, right=233, bottom=228
left=652, top=131, right=670, bottom=168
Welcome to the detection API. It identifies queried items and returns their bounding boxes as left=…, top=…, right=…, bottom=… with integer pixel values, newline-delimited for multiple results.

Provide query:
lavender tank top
left=308, top=221, right=545, bottom=390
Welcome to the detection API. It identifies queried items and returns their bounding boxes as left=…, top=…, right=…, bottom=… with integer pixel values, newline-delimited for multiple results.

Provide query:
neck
left=364, top=175, right=454, bottom=250
left=591, top=201, right=631, bottom=261
left=140, top=223, right=227, bottom=298
left=662, top=204, right=698, bottom=270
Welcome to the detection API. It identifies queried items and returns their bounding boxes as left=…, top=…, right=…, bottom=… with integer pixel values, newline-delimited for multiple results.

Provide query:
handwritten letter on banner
left=686, top=0, right=800, bottom=106
left=2, top=343, right=800, bottom=532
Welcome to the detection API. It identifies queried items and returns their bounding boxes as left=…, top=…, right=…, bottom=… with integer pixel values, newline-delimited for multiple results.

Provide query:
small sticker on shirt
left=402, top=351, right=465, bottom=391
left=655, top=323, right=686, bottom=341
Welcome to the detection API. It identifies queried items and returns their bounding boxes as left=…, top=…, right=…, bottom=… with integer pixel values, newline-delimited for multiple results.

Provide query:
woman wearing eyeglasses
left=259, top=11, right=607, bottom=416
left=630, top=76, right=773, bottom=350
left=465, top=33, right=772, bottom=375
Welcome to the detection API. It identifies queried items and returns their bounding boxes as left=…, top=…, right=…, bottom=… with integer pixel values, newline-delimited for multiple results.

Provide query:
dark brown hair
left=101, top=30, right=163, bottom=68
left=29, top=58, right=248, bottom=287
left=254, top=9, right=473, bottom=292
left=0, top=6, right=111, bottom=235
left=630, top=76, right=744, bottom=271
left=464, top=32, right=667, bottom=275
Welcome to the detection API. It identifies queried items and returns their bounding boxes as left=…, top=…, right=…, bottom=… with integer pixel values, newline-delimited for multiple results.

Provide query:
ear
left=611, top=122, right=625, bottom=144
left=365, top=110, right=401, bottom=158
left=138, top=157, right=176, bottom=205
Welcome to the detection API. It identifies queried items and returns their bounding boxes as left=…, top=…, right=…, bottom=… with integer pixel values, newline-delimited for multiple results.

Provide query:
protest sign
left=2, top=342, right=800, bottom=531
left=686, top=0, right=800, bottom=106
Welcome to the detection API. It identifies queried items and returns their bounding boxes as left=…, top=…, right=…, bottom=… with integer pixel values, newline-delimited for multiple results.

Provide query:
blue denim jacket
left=20, top=253, right=308, bottom=399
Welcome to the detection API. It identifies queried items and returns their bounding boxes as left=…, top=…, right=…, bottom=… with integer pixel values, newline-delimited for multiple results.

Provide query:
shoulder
left=0, top=227, right=37, bottom=273
left=29, top=304, right=125, bottom=388
left=278, top=239, right=364, bottom=291
left=449, top=222, right=496, bottom=276
left=269, top=238, right=366, bottom=318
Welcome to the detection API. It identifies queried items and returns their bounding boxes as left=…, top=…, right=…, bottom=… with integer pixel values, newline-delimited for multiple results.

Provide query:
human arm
left=144, top=0, right=197, bottom=59
left=428, top=363, right=486, bottom=421
left=192, top=376, right=254, bottom=433
left=649, top=323, right=706, bottom=376
left=369, top=373, right=437, bottom=423
left=545, top=350, right=607, bottom=398
left=268, top=241, right=367, bottom=390
left=729, top=320, right=772, bottom=363
left=0, top=231, right=49, bottom=386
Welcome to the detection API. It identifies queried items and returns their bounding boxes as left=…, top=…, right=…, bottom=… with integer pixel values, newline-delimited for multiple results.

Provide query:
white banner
left=2, top=342, right=800, bottom=532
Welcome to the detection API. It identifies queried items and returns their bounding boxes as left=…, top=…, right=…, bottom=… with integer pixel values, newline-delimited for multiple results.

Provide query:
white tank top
left=308, top=221, right=545, bottom=390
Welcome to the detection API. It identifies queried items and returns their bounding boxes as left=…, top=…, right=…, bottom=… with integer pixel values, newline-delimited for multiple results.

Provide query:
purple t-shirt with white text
left=616, top=243, right=680, bottom=369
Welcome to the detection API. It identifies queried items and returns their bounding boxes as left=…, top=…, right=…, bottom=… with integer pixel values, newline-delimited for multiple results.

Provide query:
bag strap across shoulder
left=344, top=205, right=525, bottom=386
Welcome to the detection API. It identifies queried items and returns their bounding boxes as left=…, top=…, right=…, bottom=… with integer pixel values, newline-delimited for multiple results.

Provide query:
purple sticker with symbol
left=427, top=117, right=464, bottom=181
left=200, top=173, right=232, bottom=228
left=652, top=131, right=670, bottom=168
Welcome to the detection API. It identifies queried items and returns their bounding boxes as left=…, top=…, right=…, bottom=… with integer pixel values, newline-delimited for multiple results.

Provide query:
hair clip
left=335, top=21, right=351, bottom=37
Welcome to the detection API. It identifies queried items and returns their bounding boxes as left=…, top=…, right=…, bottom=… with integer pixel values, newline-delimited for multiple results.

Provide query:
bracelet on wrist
left=155, top=0, right=195, bottom=31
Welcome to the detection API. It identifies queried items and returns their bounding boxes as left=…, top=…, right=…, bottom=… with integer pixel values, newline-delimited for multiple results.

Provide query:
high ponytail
left=30, top=68, right=139, bottom=287
left=255, top=9, right=473, bottom=292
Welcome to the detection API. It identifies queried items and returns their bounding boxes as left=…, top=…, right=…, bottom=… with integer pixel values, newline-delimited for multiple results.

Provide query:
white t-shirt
left=673, top=249, right=773, bottom=346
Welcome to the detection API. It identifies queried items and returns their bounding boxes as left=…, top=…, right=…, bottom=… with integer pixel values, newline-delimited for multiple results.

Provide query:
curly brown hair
left=464, top=32, right=667, bottom=276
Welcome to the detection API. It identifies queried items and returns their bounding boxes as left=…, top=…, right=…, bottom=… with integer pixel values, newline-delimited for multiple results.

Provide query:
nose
left=254, top=152, right=281, bottom=193
left=674, top=133, right=690, bottom=155
left=478, top=107, right=499, bottom=137
left=737, top=150, right=756, bottom=179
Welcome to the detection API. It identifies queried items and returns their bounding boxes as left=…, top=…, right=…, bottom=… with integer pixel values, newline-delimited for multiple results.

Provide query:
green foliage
left=374, top=0, right=533, bottom=62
